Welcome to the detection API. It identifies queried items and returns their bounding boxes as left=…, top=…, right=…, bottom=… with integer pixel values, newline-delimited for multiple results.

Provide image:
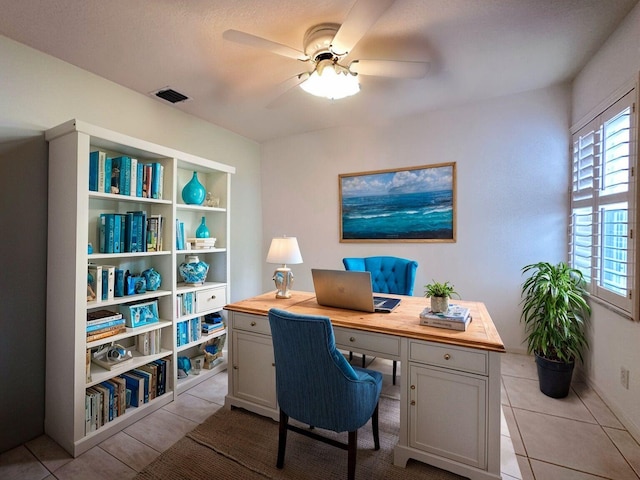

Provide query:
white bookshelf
left=45, top=119, right=234, bottom=456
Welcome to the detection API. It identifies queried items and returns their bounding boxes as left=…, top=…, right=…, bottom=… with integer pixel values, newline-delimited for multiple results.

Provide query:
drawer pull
left=410, top=385, right=416, bottom=390
left=444, top=353, right=451, bottom=360
left=349, top=337, right=356, bottom=342
left=410, top=400, right=416, bottom=406
left=210, top=295, right=216, bottom=300
left=233, top=365, right=238, bottom=370
left=251, top=321, right=257, bottom=327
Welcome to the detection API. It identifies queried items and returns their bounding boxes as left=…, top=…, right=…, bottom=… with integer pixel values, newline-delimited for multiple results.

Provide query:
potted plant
left=520, top=261, right=590, bottom=398
left=424, top=280, right=459, bottom=313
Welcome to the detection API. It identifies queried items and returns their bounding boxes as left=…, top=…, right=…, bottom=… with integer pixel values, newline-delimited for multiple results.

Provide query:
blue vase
left=179, top=255, right=209, bottom=285
left=195, top=216, right=210, bottom=238
left=182, top=171, right=206, bottom=205
left=141, top=267, right=162, bottom=291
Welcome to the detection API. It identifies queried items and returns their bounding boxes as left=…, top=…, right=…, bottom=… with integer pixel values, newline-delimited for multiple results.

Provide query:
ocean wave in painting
left=342, top=190, right=453, bottom=240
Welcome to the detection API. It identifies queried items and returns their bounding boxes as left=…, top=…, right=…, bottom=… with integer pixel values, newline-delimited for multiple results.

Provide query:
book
left=89, top=151, right=105, bottom=192
left=120, top=372, right=144, bottom=407
left=86, top=318, right=126, bottom=333
left=87, top=309, right=122, bottom=325
left=419, top=305, right=472, bottom=331
left=99, top=213, right=116, bottom=253
left=86, top=326, right=126, bottom=342
left=101, top=265, right=115, bottom=300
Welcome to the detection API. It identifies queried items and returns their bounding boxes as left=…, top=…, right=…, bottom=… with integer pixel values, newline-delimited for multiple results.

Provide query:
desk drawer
left=196, top=286, right=226, bottom=313
left=409, top=341, right=487, bottom=375
left=334, top=328, right=401, bottom=358
left=232, top=312, right=271, bottom=335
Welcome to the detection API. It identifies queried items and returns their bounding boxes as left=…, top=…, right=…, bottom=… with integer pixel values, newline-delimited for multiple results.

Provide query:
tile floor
left=1, top=353, right=638, bottom=479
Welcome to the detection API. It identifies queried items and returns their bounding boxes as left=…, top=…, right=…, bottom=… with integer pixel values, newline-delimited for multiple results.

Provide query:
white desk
left=224, top=291, right=505, bottom=480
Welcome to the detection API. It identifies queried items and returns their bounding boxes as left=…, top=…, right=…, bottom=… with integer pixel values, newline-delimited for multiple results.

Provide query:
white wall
left=261, top=85, right=570, bottom=352
left=571, top=2, right=640, bottom=440
left=0, top=34, right=263, bottom=301
left=0, top=34, right=262, bottom=451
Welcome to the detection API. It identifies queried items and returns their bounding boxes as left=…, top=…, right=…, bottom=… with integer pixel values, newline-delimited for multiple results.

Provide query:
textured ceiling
left=0, top=0, right=637, bottom=142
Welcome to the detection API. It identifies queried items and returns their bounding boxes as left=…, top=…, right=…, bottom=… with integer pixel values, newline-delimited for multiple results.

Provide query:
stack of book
left=202, top=321, right=224, bottom=335
left=419, top=305, right=472, bottom=331
left=187, top=237, right=217, bottom=250
left=87, top=309, right=126, bottom=341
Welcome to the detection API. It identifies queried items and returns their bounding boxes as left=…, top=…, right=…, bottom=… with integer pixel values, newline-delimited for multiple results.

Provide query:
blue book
left=136, top=162, right=144, bottom=197
left=152, top=359, right=166, bottom=396
left=86, top=318, right=125, bottom=332
left=124, top=213, right=134, bottom=252
left=89, top=151, right=101, bottom=192
left=99, top=381, right=116, bottom=421
left=120, top=373, right=144, bottom=407
left=122, top=156, right=131, bottom=196
left=112, top=214, right=121, bottom=253
left=115, top=269, right=124, bottom=297
left=99, top=213, right=116, bottom=253
left=104, top=157, right=112, bottom=193
left=129, top=370, right=150, bottom=404
left=151, top=162, right=162, bottom=199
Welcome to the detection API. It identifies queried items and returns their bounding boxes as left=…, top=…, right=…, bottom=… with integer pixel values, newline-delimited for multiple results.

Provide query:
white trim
left=571, top=74, right=638, bottom=134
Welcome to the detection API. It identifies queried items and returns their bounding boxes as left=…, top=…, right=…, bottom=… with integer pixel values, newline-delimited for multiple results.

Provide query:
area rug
left=135, top=395, right=465, bottom=480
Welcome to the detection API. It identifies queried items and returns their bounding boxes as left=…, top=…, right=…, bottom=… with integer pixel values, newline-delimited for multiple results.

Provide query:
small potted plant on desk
left=520, top=261, right=591, bottom=398
left=424, top=280, right=459, bottom=313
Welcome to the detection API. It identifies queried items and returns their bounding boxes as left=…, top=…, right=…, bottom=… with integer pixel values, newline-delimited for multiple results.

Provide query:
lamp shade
left=266, top=237, right=303, bottom=265
left=300, top=61, right=360, bottom=100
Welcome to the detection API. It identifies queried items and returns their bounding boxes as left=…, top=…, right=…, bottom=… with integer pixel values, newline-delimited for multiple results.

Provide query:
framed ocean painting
left=339, top=163, right=456, bottom=242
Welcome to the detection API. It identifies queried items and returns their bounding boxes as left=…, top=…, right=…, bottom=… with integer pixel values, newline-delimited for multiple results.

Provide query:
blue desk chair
left=268, top=308, right=382, bottom=480
left=343, top=256, right=418, bottom=385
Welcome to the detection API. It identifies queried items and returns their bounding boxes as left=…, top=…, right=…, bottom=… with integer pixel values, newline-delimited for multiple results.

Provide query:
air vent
left=151, top=87, right=190, bottom=104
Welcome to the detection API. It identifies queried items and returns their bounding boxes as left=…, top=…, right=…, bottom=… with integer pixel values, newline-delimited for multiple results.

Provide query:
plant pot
left=535, top=352, right=575, bottom=398
left=430, top=296, right=449, bottom=313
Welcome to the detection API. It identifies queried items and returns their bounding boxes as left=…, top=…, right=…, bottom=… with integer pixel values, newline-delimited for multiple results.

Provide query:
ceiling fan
left=223, top=0, right=429, bottom=103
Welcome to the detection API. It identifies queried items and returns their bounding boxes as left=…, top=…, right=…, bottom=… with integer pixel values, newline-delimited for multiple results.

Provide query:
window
left=570, top=89, right=637, bottom=317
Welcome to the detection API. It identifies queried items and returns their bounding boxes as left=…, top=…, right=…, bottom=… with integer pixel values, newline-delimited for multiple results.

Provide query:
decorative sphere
left=179, top=255, right=209, bottom=285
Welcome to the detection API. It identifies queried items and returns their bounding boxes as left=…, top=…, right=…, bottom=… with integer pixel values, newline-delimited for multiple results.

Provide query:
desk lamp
left=266, top=236, right=303, bottom=299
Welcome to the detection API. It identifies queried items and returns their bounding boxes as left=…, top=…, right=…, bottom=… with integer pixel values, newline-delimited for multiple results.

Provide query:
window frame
left=569, top=86, right=637, bottom=320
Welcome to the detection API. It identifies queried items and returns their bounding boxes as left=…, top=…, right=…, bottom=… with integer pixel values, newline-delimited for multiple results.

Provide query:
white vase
left=430, top=296, right=449, bottom=313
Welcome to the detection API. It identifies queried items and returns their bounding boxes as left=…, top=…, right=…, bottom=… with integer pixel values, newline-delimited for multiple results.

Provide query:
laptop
left=311, top=269, right=402, bottom=313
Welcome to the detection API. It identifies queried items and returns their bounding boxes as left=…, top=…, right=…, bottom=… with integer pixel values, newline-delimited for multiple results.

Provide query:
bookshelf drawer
left=409, top=341, right=487, bottom=375
left=196, top=286, right=226, bottom=313
left=334, top=328, right=401, bottom=358
left=232, top=313, right=271, bottom=335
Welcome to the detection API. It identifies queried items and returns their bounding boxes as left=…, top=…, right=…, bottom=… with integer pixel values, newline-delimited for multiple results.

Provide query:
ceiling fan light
left=300, top=63, right=360, bottom=100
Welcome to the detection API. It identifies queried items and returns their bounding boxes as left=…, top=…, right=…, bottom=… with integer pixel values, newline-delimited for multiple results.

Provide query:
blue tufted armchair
left=343, top=256, right=418, bottom=384
left=268, top=308, right=382, bottom=480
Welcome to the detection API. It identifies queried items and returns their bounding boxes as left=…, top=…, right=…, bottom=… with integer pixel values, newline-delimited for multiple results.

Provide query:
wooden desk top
left=225, top=291, right=505, bottom=353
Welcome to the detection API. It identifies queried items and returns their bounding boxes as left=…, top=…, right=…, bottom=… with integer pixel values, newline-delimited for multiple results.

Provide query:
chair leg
left=362, top=354, right=366, bottom=368
left=347, top=430, right=358, bottom=480
left=392, top=360, right=397, bottom=385
left=277, top=410, right=288, bottom=469
left=349, top=351, right=353, bottom=361
left=372, top=402, right=380, bottom=450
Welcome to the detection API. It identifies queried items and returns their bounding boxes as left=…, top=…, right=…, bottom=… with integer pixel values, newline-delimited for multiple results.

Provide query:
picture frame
left=339, top=162, right=456, bottom=242
left=121, top=300, right=159, bottom=328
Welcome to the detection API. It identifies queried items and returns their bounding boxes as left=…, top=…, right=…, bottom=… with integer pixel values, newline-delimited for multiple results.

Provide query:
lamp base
left=273, top=266, right=294, bottom=299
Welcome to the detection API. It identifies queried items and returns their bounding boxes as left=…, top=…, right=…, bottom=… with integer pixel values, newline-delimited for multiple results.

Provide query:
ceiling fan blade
left=330, top=0, right=396, bottom=56
left=223, top=29, right=308, bottom=61
left=266, top=72, right=311, bottom=109
left=350, top=59, right=430, bottom=78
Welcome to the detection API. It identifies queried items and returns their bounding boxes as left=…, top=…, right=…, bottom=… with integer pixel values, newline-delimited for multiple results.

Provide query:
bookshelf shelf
left=45, top=119, right=234, bottom=457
